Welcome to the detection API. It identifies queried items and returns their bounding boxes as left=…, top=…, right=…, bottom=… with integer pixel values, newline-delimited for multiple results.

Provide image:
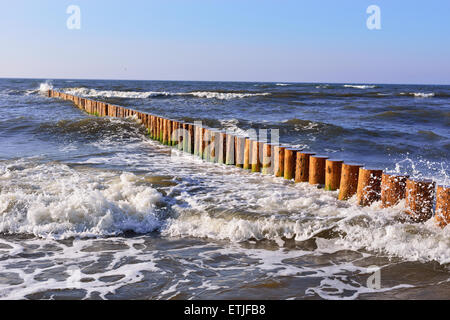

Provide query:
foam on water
left=400, top=92, right=435, bottom=98
left=0, top=160, right=165, bottom=239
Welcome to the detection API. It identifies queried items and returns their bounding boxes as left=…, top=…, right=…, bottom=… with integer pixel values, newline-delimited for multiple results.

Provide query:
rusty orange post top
left=48, top=90, right=448, bottom=224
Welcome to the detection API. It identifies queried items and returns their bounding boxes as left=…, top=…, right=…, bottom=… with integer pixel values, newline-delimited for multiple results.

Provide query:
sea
left=0, top=78, right=448, bottom=299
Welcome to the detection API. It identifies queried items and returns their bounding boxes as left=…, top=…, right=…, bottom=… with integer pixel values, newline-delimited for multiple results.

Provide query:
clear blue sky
left=1, top=0, right=449, bottom=84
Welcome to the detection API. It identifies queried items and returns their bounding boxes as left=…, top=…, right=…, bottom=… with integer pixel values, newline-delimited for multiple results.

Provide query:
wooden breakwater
left=47, top=89, right=450, bottom=227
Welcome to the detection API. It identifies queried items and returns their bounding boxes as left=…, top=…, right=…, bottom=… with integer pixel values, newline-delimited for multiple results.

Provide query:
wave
left=61, top=87, right=270, bottom=100
left=343, top=85, right=377, bottom=89
left=275, top=83, right=290, bottom=86
left=400, top=92, right=435, bottom=98
left=0, top=160, right=166, bottom=239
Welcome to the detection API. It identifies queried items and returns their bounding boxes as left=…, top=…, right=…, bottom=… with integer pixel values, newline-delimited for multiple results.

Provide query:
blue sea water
left=0, top=78, right=448, bottom=299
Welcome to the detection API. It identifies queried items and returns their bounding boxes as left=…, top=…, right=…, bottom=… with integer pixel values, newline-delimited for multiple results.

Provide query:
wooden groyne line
left=47, top=89, right=449, bottom=227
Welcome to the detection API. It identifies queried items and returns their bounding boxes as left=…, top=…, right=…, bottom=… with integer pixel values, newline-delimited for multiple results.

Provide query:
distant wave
left=400, top=92, right=435, bottom=98
left=275, top=83, right=290, bottom=86
left=62, top=87, right=270, bottom=100
left=343, top=84, right=377, bottom=89
left=189, top=91, right=270, bottom=99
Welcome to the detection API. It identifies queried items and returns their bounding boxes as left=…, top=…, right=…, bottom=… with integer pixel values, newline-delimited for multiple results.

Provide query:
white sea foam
left=62, top=87, right=270, bottom=100
left=188, top=91, right=270, bottom=99
left=413, top=92, right=435, bottom=98
left=1, top=132, right=449, bottom=265
left=276, top=83, right=290, bottom=86
left=0, top=160, right=165, bottom=239
left=343, top=85, right=377, bottom=89
left=399, top=92, right=435, bottom=98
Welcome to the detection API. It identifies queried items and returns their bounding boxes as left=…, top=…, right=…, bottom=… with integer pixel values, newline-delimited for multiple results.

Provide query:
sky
left=0, top=0, right=449, bottom=84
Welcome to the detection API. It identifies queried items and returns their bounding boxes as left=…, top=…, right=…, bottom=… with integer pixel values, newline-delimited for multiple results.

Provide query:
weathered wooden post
left=405, top=179, right=436, bottom=222
left=163, top=119, right=169, bottom=145
left=217, top=132, right=227, bottom=164
left=170, top=120, right=177, bottom=147
left=380, top=174, right=409, bottom=207
left=295, top=152, right=315, bottom=183
left=284, top=148, right=299, bottom=180
left=325, top=159, right=343, bottom=191
left=435, top=185, right=449, bottom=228
left=262, top=143, right=274, bottom=175
left=193, top=125, right=200, bottom=156
left=309, top=155, right=329, bottom=185
left=273, top=145, right=287, bottom=177
left=243, top=138, right=253, bottom=170
left=175, top=122, right=184, bottom=150
left=251, top=141, right=263, bottom=173
left=338, top=163, right=363, bottom=200
left=203, top=129, right=211, bottom=160
left=235, top=136, right=246, bottom=168
left=357, top=168, right=383, bottom=206
left=208, top=130, right=217, bottom=162
left=188, top=123, right=195, bottom=154
left=226, top=134, right=235, bottom=165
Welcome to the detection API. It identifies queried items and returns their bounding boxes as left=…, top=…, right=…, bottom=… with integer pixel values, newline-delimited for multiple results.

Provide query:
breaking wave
left=61, top=87, right=270, bottom=100
left=343, top=85, right=377, bottom=89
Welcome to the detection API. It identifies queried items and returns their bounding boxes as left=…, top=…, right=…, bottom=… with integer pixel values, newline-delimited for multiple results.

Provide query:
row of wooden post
left=48, top=90, right=449, bottom=227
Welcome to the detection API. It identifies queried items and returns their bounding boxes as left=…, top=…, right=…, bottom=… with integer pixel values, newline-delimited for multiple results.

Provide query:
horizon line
left=0, top=76, right=449, bottom=87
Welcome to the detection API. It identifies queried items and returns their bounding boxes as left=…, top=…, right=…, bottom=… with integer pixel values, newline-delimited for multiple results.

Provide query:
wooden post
left=225, top=134, right=235, bottom=165
left=295, top=152, right=315, bottom=183
left=156, top=117, right=162, bottom=141
left=338, top=163, right=363, bottom=200
left=435, top=185, right=450, bottom=228
left=181, top=123, right=188, bottom=150
left=405, top=179, right=436, bottom=222
left=163, top=119, right=169, bottom=145
left=208, top=130, right=217, bottom=162
left=262, top=143, right=274, bottom=175
left=251, top=141, right=263, bottom=173
left=235, top=136, right=246, bottom=168
left=172, top=121, right=180, bottom=148
left=177, top=122, right=185, bottom=150
left=193, top=125, right=200, bottom=156
left=325, top=159, right=343, bottom=191
left=309, top=155, right=329, bottom=185
left=203, top=129, right=212, bottom=160
left=357, top=168, right=383, bottom=206
left=243, top=138, right=253, bottom=170
left=200, top=128, right=207, bottom=158
left=380, top=174, right=409, bottom=208
left=273, top=145, right=286, bottom=177
left=217, top=132, right=227, bottom=164
left=188, top=124, right=194, bottom=154
left=284, top=148, right=299, bottom=180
